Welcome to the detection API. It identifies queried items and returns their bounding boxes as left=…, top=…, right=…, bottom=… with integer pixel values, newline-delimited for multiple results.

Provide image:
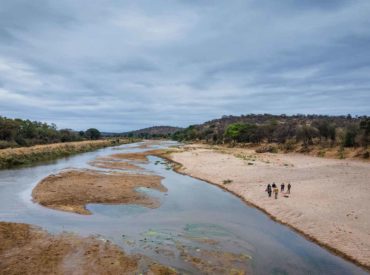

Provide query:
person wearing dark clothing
left=266, top=184, right=272, bottom=197
left=281, top=183, right=285, bottom=192
left=287, top=183, right=291, bottom=194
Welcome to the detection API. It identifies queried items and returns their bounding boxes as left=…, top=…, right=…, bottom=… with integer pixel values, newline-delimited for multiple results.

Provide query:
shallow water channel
left=0, top=141, right=367, bottom=274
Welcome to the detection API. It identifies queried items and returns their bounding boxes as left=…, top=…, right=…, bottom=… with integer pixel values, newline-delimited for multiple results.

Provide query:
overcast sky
left=0, top=0, right=369, bottom=131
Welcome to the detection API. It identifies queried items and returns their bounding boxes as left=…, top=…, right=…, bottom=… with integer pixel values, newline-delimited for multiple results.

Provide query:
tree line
left=0, top=116, right=101, bottom=149
left=172, top=114, right=369, bottom=156
left=122, top=126, right=183, bottom=139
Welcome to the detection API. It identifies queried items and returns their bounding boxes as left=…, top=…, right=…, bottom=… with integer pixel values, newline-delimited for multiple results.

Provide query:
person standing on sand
left=287, top=183, right=291, bottom=194
left=281, top=183, right=285, bottom=192
left=266, top=184, right=272, bottom=197
left=273, top=187, right=279, bottom=199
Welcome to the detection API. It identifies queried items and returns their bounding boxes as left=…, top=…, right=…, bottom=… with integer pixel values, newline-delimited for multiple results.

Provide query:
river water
left=0, top=141, right=367, bottom=274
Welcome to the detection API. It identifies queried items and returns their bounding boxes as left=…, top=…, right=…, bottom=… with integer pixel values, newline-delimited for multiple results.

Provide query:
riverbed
left=0, top=141, right=367, bottom=274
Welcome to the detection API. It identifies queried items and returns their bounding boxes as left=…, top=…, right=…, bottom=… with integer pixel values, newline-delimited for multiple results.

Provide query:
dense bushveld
left=172, top=114, right=370, bottom=158
left=0, top=116, right=101, bottom=149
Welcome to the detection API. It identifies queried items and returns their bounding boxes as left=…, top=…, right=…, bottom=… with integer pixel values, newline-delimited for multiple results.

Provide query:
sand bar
left=32, top=169, right=166, bottom=215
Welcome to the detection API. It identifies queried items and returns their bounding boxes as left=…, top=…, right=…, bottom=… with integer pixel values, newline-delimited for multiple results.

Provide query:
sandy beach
left=168, top=144, right=370, bottom=269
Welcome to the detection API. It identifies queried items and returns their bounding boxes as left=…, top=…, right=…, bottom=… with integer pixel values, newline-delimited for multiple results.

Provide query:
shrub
left=256, top=145, right=278, bottom=153
left=0, top=140, right=18, bottom=149
left=338, top=146, right=345, bottom=159
left=317, top=150, right=326, bottom=157
left=85, top=128, right=101, bottom=140
left=282, top=139, right=296, bottom=152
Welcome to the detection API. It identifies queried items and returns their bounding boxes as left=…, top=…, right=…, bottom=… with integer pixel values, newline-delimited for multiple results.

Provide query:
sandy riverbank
left=167, top=144, right=370, bottom=270
left=0, top=222, right=176, bottom=275
left=32, top=169, right=166, bottom=215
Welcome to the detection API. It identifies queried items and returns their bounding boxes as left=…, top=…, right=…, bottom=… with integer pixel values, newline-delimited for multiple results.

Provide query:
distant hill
left=122, top=126, right=183, bottom=138
left=101, top=132, right=121, bottom=137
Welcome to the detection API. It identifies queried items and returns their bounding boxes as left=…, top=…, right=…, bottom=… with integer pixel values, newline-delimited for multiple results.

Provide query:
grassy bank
left=0, top=139, right=136, bottom=169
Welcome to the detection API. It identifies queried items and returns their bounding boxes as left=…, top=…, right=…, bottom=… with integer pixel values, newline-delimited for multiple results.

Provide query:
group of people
left=265, top=182, right=291, bottom=199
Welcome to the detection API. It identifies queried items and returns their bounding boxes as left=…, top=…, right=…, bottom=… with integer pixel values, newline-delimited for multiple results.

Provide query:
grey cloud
left=0, top=0, right=369, bottom=132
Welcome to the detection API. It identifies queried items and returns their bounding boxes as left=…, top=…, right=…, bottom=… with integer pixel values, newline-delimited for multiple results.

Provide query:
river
left=0, top=141, right=367, bottom=274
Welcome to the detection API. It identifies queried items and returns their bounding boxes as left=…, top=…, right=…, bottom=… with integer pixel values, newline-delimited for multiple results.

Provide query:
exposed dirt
left=0, top=222, right=177, bottom=275
left=32, top=169, right=166, bottom=215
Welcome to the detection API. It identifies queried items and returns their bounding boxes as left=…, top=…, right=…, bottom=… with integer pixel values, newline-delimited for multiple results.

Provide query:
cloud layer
left=0, top=0, right=369, bottom=131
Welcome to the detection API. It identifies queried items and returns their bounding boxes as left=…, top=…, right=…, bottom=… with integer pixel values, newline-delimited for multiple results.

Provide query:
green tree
left=224, top=123, right=247, bottom=143
left=0, top=118, right=18, bottom=141
left=296, top=125, right=319, bottom=146
left=60, top=129, right=77, bottom=142
left=224, top=123, right=260, bottom=143
left=359, top=118, right=370, bottom=148
left=343, top=124, right=359, bottom=147
left=85, top=128, right=101, bottom=140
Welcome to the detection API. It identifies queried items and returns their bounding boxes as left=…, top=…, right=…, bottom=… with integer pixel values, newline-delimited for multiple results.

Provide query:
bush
left=282, top=139, right=296, bottom=152
left=317, top=150, right=326, bottom=157
left=223, top=179, right=233, bottom=184
left=255, top=145, right=278, bottom=153
left=363, top=151, right=369, bottom=159
left=0, top=140, right=18, bottom=149
left=338, top=146, right=345, bottom=159
left=85, top=128, right=101, bottom=140
left=298, top=144, right=311, bottom=153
